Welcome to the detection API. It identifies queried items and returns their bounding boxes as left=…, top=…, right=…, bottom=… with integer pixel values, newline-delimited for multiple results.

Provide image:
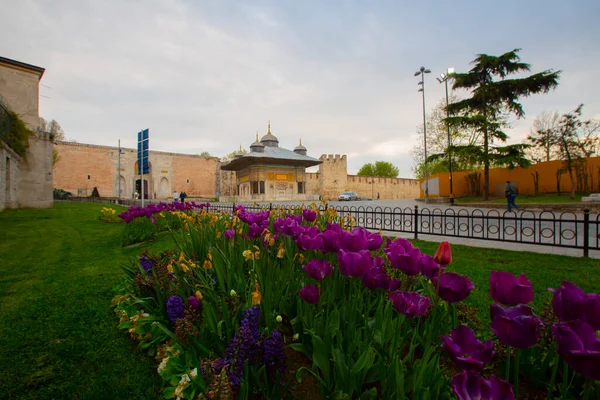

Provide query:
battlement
left=319, top=154, right=347, bottom=162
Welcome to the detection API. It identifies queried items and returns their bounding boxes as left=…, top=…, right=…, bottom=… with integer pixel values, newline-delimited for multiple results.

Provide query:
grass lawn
left=0, top=202, right=599, bottom=399
left=456, top=193, right=590, bottom=204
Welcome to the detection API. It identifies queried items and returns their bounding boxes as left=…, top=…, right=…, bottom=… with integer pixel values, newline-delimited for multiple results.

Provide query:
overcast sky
left=2, top=0, right=599, bottom=177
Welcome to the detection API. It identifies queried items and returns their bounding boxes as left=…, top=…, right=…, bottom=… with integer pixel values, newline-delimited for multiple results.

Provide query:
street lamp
left=437, top=67, right=455, bottom=205
left=415, top=66, right=431, bottom=203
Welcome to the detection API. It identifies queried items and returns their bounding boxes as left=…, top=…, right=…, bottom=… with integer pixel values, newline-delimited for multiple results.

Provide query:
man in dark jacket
left=505, top=180, right=519, bottom=212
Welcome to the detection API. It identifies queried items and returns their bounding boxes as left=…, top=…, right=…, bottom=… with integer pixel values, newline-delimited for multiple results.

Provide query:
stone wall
left=53, top=142, right=220, bottom=199
left=0, top=140, right=21, bottom=211
left=318, top=154, right=348, bottom=201
left=346, top=175, right=420, bottom=200
left=0, top=57, right=52, bottom=209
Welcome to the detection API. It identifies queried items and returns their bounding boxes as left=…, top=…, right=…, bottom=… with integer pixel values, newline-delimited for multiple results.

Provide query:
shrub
left=120, top=217, right=156, bottom=246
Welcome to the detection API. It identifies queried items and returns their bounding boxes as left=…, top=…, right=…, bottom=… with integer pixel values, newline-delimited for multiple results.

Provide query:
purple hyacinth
left=139, top=254, right=153, bottom=274
left=441, top=325, right=495, bottom=371
left=263, top=330, right=287, bottom=376
left=166, top=295, right=185, bottom=326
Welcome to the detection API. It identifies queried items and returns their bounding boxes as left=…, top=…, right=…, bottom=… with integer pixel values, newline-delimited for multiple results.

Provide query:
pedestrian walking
left=505, top=180, right=519, bottom=212
left=179, top=191, right=186, bottom=204
left=376, top=192, right=380, bottom=200
left=173, top=191, right=179, bottom=203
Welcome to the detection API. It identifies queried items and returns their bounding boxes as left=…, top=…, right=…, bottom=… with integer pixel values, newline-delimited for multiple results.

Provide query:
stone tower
left=318, top=154, right=347, bottom=201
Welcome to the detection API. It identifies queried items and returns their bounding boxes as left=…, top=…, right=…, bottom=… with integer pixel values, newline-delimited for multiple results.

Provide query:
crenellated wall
left=319, top=154, right=347, bottom=201
left=346, top=175, right=420, bottom=200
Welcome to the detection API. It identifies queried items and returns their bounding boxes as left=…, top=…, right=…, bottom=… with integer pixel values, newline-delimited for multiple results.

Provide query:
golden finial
left=255, top=132, right=259, bottom=141
left=239, top=144, right=242, bottom=151
left=268, top=120, right=271, bottom=134
left=299, top=138, right=302, bottom=145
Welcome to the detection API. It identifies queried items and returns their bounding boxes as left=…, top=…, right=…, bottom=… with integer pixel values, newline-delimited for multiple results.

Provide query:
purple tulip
left=551, top=319, right=600, bottom=380
left=361, top=257, right=399, bottom=291
left=302, top=259, right=334, bottom=281
left=339, top=227, right=369, bottom=252
left=224, top=229, right=235, bottom=240
left=452, top=371, right=515, bottom=400
left=296, top=233, right=323, bottom=251
left=490, top=304, right=543, bottom=349
left=420, top=254, right=444, bottom=280
left=549, top=281, right=600, bottom=330
left=366, top=232, right=384, bottom=251
left=187, top=295, right=200, bottom=310
left=321, top=230, right=341, bottom=253
left=434, top=272, right=474, bottom=303
left=302, top=208, right=317, bottom=222
left=298, top=284, right=320, bottom=304
left=388, top=290, right=430, bottom=318
left=386, top=241, right=422, bottom=276
left=489, top=271, right=534, bottom=306
left=441, top=325, right=495, bottom=371
left=337, top=249, right=371, bottom=278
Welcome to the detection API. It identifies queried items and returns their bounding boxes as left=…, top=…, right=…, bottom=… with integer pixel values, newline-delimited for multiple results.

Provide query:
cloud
left=1, top=0, right=599, bottom=179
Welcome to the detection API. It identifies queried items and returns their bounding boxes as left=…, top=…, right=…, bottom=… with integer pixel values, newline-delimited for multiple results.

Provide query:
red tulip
left=434, top=241, right=452, bottom=265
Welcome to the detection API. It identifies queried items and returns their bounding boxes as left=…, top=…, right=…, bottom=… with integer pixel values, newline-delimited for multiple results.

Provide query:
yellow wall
left=420, top=157, right=600, bottom=198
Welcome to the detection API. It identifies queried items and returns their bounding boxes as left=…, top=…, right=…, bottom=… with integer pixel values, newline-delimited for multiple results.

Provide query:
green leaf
left=350, top=346, right=375, bottom=377
left=163, top=386, right=175, bottom=399
left=310, top=333, right=331, bottom=384
left=360, top=387, right=379, bottom=400
left=328, top=308, right=340, bottom=334
left=288, top=343, right=311, bottom=359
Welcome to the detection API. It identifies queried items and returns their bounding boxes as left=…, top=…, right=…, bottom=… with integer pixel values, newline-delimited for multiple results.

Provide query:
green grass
left=0, top=202, right=174, bottom=400
left=456, top=193, right=590, bottom=204
left=0, top=202, right=598, bottom=399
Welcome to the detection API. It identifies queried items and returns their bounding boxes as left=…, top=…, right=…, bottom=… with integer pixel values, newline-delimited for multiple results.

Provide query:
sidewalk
left=382, top=230, right=600, bottom=259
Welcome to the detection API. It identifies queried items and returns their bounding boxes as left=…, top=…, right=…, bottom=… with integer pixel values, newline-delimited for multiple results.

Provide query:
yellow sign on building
left=275, top=174, right=288, bottom=181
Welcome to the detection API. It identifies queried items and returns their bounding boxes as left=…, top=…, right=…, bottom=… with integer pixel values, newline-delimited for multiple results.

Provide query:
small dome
left=250, top=133, right=265, bottom=153
left=294, top=139, right=307, bottom=156
left=260, top=121, right=279, bottom=147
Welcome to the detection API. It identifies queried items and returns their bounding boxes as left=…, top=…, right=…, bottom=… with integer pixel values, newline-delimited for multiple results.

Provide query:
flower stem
left=561, top=361, right=569, bottom=398
left=548, top=352, right=559, bottom=399
left=513, top=350, right=520, bottom=399
left=505, top=346, right=511, bottom=381
left=583, top=378, right=593, bottom=400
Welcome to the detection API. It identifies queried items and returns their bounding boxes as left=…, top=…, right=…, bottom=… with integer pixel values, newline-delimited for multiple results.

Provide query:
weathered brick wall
left=54, top=142, right=219, bottom=198
left=319, top=154, right=347, bottom=201
left=0, top=141, right=21, bottom=210
left=306, top=172, right=320, bottom=196
left=346, top=175, right=420, bottom=199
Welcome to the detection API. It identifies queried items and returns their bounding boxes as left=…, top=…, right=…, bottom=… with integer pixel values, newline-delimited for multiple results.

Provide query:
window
left=259, top=181, right=265, bottom=194
left=87, top=175, right=91, bottom=180
left=252, top=181, right=259, bottom=194
left=186, top=179, right=190, bottom=184
left=297, top=182, right=304, bottom=194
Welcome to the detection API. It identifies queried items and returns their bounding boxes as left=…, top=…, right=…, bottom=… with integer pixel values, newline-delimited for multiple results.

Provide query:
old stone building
left=53, top=123, right=420, bottom=201
left=220, top=123, right=322, bottom=201
left=0, top=56, right=53, bottom=210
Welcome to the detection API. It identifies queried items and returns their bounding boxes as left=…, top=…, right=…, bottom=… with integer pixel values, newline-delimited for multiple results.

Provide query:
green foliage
left=3, top=111, right=34, bottom=159
left=120, top=217, right=157, bottom=246
left=357, top=161, right=399, bottom=177
left=445, top=49, right=560, bottom=199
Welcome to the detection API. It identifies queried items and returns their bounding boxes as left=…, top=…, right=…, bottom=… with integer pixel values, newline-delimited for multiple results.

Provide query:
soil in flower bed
left=282, top=348, right=323, bottom=400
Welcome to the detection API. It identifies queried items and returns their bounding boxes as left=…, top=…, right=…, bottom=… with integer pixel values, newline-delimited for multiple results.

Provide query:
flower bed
left=113, top=204, right=600, bottom=399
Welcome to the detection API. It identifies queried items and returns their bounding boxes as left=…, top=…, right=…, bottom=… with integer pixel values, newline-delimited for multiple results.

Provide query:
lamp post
left=437, top=68, right=455, bottom=205
left=415, top=66, right=431, bottom=203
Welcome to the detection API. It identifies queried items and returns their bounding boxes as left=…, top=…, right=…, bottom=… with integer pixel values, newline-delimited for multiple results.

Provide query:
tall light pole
left=415, top=66, right=431, bottom=203
left=437, top=67, right=455, bottom=205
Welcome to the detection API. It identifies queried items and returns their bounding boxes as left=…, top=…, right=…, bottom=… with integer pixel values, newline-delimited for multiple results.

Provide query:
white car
left=338, top=191, right=359, bottom=201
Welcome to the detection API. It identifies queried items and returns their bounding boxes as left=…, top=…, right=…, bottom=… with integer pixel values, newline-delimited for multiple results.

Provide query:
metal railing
left=205, top=203, right=599, bottom=258
left=54, top=198, right=599, bottom=257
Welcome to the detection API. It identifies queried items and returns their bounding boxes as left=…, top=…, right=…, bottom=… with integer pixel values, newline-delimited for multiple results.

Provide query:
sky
left=1, top=0, right=599, bottom=177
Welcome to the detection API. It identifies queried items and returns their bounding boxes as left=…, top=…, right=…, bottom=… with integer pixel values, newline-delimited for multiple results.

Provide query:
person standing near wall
left=173, top=191, right=179, bottom=203
left=505, top=180, right=519, bottom=212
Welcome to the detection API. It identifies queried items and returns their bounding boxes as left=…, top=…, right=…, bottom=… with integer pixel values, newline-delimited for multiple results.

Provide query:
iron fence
left=54, top=198, right=599, bottom=257
left=206, top=203, right=599, bottom=258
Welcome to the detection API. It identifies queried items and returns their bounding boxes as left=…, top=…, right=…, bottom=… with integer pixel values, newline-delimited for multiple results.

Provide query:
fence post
left=232, top=202, right=236, bottom=215
left=414, top=205, right=419, bottom=240
left=269, top=202, right=273, bottom=212
left=583, top=209, right=590, bottom=258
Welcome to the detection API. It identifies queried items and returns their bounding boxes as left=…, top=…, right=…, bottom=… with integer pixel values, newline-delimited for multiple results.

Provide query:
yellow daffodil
left=180, top=263, right=189, bottom=273
left=167, top=262, right=174, bottom=274
left=277, top=243, right=285, bottom=259
left=203, top=260, right=212, bottom=269
left=195, top=290, right=203, bottom=300
left=243, top=250, right=254, bottom=261
left=230, top=289, right=237, bottom=296
left=294, top=253, right=305, bottom=263
left=251, top=283, right=262, bottom=305
left=276, top=315, right=282, bottom=323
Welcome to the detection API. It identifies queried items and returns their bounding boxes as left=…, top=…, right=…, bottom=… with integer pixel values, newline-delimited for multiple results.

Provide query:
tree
left=221, top=147, right=248, bottom=162
left=199, top=151, right=212, bottom=158
left=526, top=111, right=561, bottom=163
left=411, top=95, right=482, bottom=178
left=357, top=161, right=399, bottom=178
left=445, top=49, right=560, bottom=199
left=553, top=105, right=600, bottom=198
left=39, top=117, right=65, bottom=140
